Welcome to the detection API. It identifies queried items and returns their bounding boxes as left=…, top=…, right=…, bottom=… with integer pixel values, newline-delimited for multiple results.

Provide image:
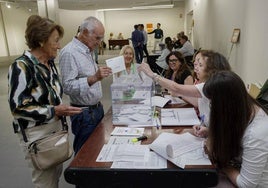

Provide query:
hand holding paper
left=106, top=55, right=126, bottom=74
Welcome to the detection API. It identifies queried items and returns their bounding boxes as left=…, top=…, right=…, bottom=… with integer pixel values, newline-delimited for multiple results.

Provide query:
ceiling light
left=6, top=2, right=11, bottom=8
left=132, top=4, right=174, bottom=9
left=97, top=4, right=174, bottom=11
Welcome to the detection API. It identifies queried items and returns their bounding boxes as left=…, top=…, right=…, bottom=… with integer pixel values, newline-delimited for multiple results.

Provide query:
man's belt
left=71, top=102, right=102, bottom=109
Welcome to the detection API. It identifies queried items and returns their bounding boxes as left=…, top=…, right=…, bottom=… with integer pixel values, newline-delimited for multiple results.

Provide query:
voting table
left=64, top=103, right=218, bottom=188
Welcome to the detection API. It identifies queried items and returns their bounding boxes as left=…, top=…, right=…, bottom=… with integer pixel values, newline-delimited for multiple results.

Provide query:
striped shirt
left=59, top=37, right=102, bottom=106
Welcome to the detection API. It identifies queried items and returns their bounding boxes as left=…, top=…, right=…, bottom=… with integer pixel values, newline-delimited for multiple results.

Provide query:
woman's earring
left=40, top=43, right=43, bottom=48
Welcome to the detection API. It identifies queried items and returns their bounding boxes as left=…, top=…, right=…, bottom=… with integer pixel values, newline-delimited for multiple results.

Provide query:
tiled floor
left=0, top=49, right=119, bottom=188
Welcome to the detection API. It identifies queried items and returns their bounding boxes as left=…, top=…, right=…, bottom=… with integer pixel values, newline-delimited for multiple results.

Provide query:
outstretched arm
left=138, top=62, right=201, bottom=98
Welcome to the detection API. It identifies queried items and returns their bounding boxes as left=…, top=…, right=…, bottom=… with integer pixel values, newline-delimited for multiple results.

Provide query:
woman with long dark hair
left=204, top=71, right=268, bottom=187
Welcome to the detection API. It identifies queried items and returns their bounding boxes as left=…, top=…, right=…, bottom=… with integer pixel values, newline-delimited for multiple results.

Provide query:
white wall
left=0, top=4, right=35, bottom=56
left=243, top=0, right=268, bottom=84
left=58, top=9, right=98, bottom=46
left=1, top=0, right=267, bottom=85
left=58, top=6, right=185, bottom=48
left=102, top=7, right=184, bottom=48
left=185, top=0, right=268, bottom=85
left=0, top=5, right=8, bottom=56
left=0, top=3, right=184, bottom=59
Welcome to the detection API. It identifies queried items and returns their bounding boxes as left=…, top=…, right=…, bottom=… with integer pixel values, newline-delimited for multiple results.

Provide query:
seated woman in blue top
left=165, top=51, right=193, bottom=85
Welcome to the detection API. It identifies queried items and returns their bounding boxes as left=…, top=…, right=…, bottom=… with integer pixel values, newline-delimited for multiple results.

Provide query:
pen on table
left=155, top=116, right=161, bottom=130
left=197, top=114, right=205, bottom=130
left=153, top=107, right=160, bottom=129
left=131, top=135, right=148, bottom=143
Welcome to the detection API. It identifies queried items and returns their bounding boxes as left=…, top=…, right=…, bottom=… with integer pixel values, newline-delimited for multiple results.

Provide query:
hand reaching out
left=54, top=104, right=82, bottom=117
left=138, top=62, right=154, bottom=78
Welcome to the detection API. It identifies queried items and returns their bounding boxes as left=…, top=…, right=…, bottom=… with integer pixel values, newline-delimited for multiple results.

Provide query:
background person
left=7, top=15, right=82, bottom=188
left=176, top=35, right=195, bottom=69
left=165, top=51, right=193, bottom=85
left=151, top=36, right=174, bottom=75
left=131, top=24, right=144, bottom=64
left=203, top=71, right=268, bottom=187
left=173, top=31, right=184, bottom=49
left=59, top=16, right=112, bottom=154
left=139, top=24, right=149, bottom=58
left=148, top=23, right=164, bottom=51
left=192, top=50, right=202, bottom=84
left=109, top=32, right=115, bottom=49
left=109, top=32, right=114, bottom=40
left=117, top=32, right=124, bottom=39
left=113, top=45, right=139, bottom=80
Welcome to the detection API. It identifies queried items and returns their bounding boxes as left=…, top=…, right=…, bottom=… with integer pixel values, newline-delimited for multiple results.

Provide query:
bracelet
left=153, top=73, right=161, bottom=83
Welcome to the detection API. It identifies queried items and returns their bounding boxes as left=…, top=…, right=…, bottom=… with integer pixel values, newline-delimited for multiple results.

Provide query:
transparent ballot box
left=111, top=76, right=153, bottom=126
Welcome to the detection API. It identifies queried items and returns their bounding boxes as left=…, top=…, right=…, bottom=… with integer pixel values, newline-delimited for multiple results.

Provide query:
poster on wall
left=146, top=23, right=153, bottom=33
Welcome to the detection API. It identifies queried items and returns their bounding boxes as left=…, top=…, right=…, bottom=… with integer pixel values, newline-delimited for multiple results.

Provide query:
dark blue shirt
left=148, top=29, right=163, bottom=39
left=131, top=29, right=144, bottom=48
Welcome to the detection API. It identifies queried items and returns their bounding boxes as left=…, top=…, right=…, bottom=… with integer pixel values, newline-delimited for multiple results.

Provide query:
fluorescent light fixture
left=132, top=4, right=174, bottom=9
left=97, top=4, right=174, bottom=11
left=6, top=2, right=11, bottom=8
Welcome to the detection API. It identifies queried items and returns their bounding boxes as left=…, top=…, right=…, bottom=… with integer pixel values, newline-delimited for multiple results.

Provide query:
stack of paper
left=149, top=132, right=211, bottom=169
left=96, top=127, right=167, bottom=169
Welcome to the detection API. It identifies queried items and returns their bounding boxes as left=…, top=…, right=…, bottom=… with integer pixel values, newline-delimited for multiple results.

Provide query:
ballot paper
left=106, top=55, right=126, bottom=74
left=110, top=127, right=145, bottom=136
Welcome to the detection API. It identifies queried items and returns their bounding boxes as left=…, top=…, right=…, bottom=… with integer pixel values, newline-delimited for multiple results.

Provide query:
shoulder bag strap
left=19, top=116, right=67, bottom=143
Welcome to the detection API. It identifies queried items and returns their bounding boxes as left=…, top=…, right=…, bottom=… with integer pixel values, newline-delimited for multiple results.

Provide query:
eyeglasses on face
left=86, top=30, right=104, bottom=41
left=168, top=59, right=179, bottom=63
left=92, top=32, right=104, bottom=41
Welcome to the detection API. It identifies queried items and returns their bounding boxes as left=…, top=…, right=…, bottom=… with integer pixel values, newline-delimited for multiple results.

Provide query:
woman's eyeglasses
left=168, top=59, right=179, bottom=63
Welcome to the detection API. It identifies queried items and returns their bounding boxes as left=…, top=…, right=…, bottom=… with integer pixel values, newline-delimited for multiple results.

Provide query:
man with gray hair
left=59, top=16, right=112, bottom=154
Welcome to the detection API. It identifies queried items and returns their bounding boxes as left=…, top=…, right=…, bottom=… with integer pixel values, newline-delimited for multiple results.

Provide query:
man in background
left=131, top=24, right=144, bottom=64
left=139, top=24, right=149, bottom=58
left=148, top=23, right=164, bottom=52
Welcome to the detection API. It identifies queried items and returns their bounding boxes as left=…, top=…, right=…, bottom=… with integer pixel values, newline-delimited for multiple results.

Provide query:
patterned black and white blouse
left=8, top=51, right=63, bottom=132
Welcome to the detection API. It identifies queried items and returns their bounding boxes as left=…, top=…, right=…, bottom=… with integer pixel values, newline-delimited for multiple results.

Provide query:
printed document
left=107, top=136, right=140, bottom=145
left=111, top=127, right=144, bottom=136
left=161, top=108, right=200, bottom=126
left=149, top=132, right=211, bottom=168
left=96, top=144, right=149, bottom=162
left=111, top=151, right=167, bottom=169
left=96, top=135, right=167, bottom=169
